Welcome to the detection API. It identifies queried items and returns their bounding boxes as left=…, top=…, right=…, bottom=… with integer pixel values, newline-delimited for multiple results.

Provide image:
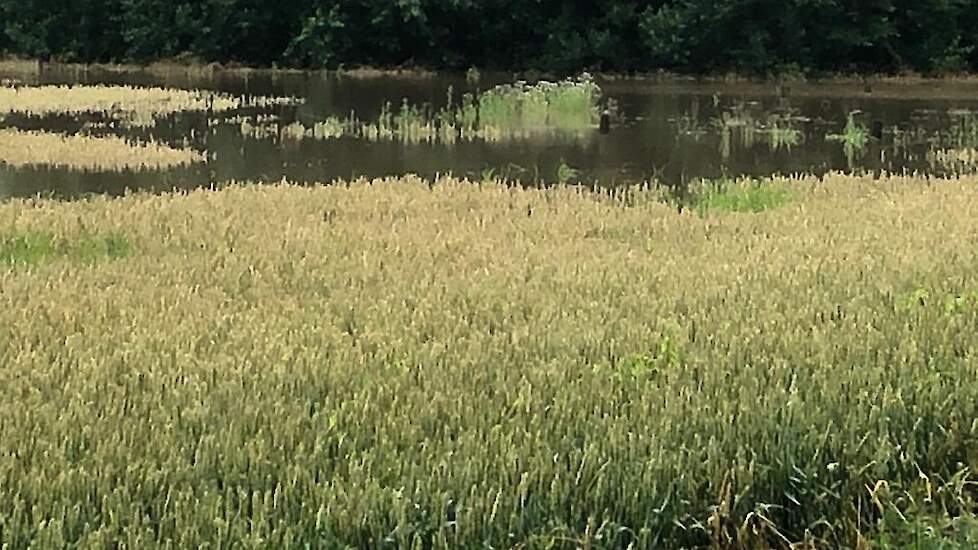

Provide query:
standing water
left=2, top=62, right=978, bottom=199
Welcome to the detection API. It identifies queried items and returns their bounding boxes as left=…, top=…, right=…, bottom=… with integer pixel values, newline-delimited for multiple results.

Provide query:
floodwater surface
left=2, top=63, right=978, bottom=199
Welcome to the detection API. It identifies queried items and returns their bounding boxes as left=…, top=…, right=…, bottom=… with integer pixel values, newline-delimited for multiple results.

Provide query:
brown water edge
left=10, top=58, right=978, bottom=97
left=2, top=61, right=978, bottom=200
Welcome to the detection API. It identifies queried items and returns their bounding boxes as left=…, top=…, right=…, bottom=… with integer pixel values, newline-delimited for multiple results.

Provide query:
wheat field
left=0, top=85, right=238, bottom=127
left=0, top=129, right=205, bottom=171
left=1, top=174, right=977, bottom=548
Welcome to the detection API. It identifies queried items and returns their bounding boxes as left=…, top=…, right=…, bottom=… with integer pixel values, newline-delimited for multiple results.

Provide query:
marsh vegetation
left=234, top=76, right=603, bottom=145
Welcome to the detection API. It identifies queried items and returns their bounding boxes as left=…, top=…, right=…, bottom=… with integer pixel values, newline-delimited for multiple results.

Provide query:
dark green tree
left=1, top=0, right=976, bottom=74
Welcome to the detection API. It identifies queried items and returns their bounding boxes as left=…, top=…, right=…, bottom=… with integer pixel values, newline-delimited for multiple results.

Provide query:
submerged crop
left=0, top=84, right=239, bottom=127
left=0, top=129, right=205, bottom=171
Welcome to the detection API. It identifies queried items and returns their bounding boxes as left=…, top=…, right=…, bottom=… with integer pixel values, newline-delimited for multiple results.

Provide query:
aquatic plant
left=477, top=75, right=600, bottom=131
left=712, top=103, right=757, bottom=150
left=0, top=129, right=205, bottom=170
left=337, top=75, right=603, bottom=144
left=354, top=100, right=465, bottom=144
left=689, top=177, right=793, bottom=213
left=465, top=67, right=482, bottom=87
left=826, top=112, right=870, bottom=168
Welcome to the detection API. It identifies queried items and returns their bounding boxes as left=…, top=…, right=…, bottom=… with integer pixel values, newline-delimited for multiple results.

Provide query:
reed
left=764, top=120, right=802, bottom=150
left=688, top=176, right=793, bottom=213
left=333, top=76, right=602, bottom=144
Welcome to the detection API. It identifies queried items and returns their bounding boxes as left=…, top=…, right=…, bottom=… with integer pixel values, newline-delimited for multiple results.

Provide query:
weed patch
left=0, top=230, right=131, bottom=267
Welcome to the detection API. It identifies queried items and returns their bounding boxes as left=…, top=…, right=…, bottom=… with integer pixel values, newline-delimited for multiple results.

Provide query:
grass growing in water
left=339, top=75, right=602, bottom=144
left=765, top=119, right=802, bottom=150
left=827, top=111, right=870, bottom=166
left=478, top=75, right=599, bottom=130
left=1, top=174, right=978, bottom=547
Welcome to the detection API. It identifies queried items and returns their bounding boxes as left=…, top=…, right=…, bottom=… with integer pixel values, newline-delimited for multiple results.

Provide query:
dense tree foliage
left=1, top=0, right=976, bottom=74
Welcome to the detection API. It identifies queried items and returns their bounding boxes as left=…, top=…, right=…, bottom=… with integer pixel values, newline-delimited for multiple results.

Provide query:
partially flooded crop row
left=2, top=63, right=978, bottom=198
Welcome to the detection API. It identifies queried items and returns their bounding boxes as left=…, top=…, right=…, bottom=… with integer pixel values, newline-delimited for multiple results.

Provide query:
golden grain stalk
left=0, top=84, right=238, bottom=126
left=1, top=174, right=977, bottom=547
left=0, top=129, right=205, bottom=170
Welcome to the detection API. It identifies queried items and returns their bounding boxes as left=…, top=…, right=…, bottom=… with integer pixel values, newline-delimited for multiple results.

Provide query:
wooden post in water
left=599, top=109, right=611, bottom=134
left=871, top=120, right=883, bottom=140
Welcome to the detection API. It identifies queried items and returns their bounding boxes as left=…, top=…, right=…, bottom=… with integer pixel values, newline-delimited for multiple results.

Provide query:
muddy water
left=2, top=63, right=978, bottom=199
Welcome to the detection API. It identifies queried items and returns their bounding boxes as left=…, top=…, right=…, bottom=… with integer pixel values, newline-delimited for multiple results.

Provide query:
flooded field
left=2, top=62, right=978, bottom=199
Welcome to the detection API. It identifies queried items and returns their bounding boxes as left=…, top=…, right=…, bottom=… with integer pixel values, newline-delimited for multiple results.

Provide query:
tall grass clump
left=341, top=75, right=602, bottom=144
left=1, top=173, right=978, bottom=548
left=765, top=118, right=802, bottom=151
left=478, top=76, right=601, bottom=130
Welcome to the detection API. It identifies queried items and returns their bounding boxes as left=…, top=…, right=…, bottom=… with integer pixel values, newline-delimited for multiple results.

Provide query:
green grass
left=865, top=475, right=978, bottom=549
left=827, top=111, right=870, bottom=164
left=348, top=75, right=602, bottom=143
left=0, top=230, right=130, bottom=267
left=476, top=75, right=600, bottom=131
left=690, top=177, right=793, bottom=213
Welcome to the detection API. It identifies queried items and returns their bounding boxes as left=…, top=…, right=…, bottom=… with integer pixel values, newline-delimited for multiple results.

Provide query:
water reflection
left=2, top=63, right=978, bottom=200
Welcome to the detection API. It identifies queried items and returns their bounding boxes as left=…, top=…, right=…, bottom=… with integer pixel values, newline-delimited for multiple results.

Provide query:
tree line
left=1, top=0, right=976, bottom=75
